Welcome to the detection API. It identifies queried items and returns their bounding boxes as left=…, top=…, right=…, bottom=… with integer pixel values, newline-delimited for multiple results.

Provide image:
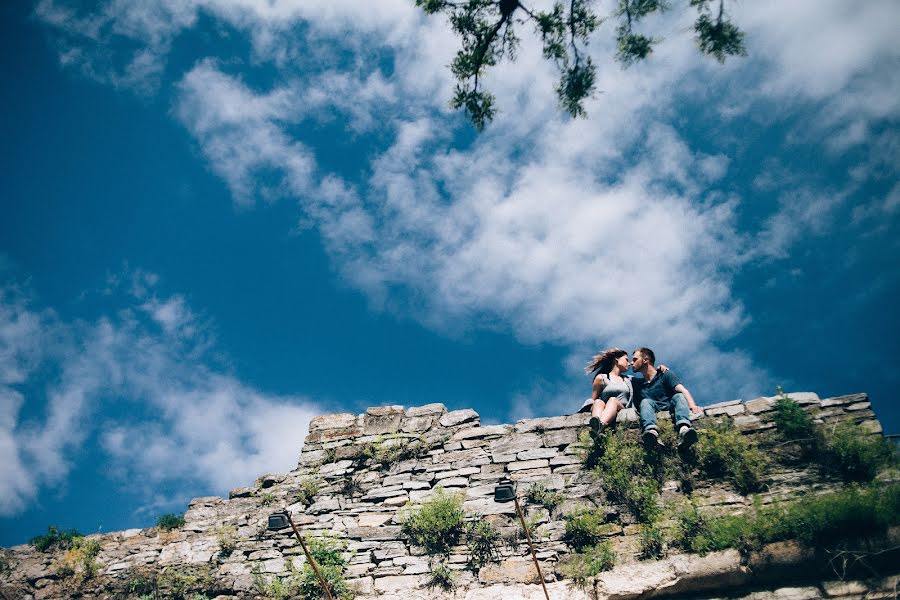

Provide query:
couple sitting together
left=579, top=347, right=702, bottom=450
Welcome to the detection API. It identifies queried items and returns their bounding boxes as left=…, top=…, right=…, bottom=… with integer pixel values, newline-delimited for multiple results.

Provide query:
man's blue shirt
left=637, top=370, right=682, bottom=404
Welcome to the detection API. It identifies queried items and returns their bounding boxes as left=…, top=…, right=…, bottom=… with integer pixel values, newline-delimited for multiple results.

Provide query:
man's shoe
left=642, top=428, right=662, bottom=449
left=677, top=425, right=698, bottom=450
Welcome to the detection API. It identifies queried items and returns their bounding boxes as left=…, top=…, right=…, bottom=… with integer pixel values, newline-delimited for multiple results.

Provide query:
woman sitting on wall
left=579, top=348, right=635, bottom=436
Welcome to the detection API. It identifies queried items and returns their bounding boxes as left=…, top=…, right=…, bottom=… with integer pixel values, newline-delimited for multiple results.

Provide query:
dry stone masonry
left=1, top=392, right=897, bottom=599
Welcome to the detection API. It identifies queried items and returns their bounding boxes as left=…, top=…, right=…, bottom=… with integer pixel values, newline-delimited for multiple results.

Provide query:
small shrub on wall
left=156, top=513, right=186, bottom=531
left=465, top=518, right=501, bottom=568
left=297, top=537, right=354, bottom=600
left=821, top=421, right=896, bottom=482
left=400, top=487, right=466, bottom=554
left=589, top=428, right=662, bottom=522
left=30, top=525, right=82, bottom=552
left=694, top=420, right=767, bottom=494
left=559, top=541, right=616, bottom=591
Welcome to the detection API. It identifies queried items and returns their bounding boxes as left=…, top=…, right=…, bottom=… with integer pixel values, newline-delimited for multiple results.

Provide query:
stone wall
left=1, top=391, right=896, bottom=600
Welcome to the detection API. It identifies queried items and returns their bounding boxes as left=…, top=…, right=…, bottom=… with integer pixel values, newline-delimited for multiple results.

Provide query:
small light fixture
left=494, top=481, right=516, bottom=503
left=266, top=512, right=290, bottom=531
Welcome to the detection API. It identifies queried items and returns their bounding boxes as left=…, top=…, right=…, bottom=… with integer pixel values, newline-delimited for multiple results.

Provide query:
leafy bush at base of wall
left=400, top=487, right=466, bottom=554
left=694, top=420, right=768, bottom=494
left=558, top=541, right=616, bottom=590
left=669, top=483, right=900, bottom=555
left=297, top=563, right=354, bottom=600
left=253, top=537, right=354, bottom=600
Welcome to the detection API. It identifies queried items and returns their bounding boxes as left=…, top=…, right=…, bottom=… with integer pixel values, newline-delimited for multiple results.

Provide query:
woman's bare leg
left=591, top=400, right=606, bottom=419
left=600, top=399, right=622, bottom=426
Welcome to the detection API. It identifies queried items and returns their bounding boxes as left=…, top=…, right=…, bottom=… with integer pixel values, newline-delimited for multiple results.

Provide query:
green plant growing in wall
left=252, top=565, right=297, bottom=600
left=694, top=419, right=768, bottom=494
left=295, top=477, right=321, bottom=507
left=427, top=561, right=456, bottom=591
left=589, top=428, right=662, bottom=522
left=669, top=499, right=714, bottom=554
left=563, top=508, right=619, bottom=552
left=666, top=483, right=900, bottom=557
left=321, top=446, right=338, bottom=464
left=362, top=434, right=429, bottom=469
left=259, top=492, right=276, bottom=506
left=772, top=388, right=817, bottom=441
left=525, top=482, right=565, bottom=513
left=504, top=510, right=546, bottom=551
left=821, top=421, right=896, bottom=482
left=465, top=517, right=501, bottom=568
left=215, top=526, right=238, bottom=558
left=47, top=535, right=101, bottom=582
left=772, top=390, right=896, bottom=482
left=559, top=540, right=616, bottom=591
left=30, top=525, right=82, bottom=552
left=638, top=522, right=665, bottom=560
left=297, top=536, right=355, bottom=600
left=400, top=487, right=466, bottom=554
left=156, top=513, right=186, bottom=531
left=575, top=430, right=604, bottom=469
left=157, top=564, right=214, bottom=600
left=339, top=473, right=365, bottom=499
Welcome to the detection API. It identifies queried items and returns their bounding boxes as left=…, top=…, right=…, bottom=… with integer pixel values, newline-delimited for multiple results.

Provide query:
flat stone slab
left=367, top=405, right=404, bottom=416
left=820, top=393, right=867, bottom=408
left=515, top=414, right=587, bottom=432
left=405, top=403, right=447, bottom=417
left=309, top=412, right=358, bottom=431
left=440, top=409, right=480, bottom=427
left=452, top=424, right=511, bottom=440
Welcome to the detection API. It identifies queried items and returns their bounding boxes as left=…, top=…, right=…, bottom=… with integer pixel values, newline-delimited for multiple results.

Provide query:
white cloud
left=0, top=274, right=324, bottom=517
left=753, top=188, right=847, bottom=259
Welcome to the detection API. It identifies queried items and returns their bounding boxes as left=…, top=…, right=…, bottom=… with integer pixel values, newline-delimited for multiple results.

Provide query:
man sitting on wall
left=632, top=347, right=702, bottom=450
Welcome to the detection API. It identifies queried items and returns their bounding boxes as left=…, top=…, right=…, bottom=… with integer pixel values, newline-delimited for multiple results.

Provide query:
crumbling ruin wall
left=1, top=392, right=897, bottom=600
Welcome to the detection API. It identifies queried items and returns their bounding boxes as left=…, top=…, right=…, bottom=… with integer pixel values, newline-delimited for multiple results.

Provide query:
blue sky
left=1, top=0, right=898, bottom=547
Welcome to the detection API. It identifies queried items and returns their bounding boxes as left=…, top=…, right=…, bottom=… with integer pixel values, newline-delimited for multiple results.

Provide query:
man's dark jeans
left=639, top=392, right=692, bottom=433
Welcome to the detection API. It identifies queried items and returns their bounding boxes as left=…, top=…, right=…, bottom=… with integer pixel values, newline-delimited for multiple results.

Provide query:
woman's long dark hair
left=585, top=348, right=627, bottom=377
